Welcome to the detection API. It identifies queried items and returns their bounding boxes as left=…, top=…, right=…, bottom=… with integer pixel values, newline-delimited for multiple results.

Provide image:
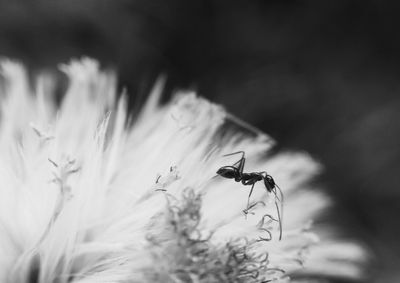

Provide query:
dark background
left=0, top=0, right=399, bottom=282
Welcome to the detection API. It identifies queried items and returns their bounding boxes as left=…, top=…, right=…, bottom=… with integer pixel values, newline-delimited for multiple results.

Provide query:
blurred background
left=0, top=0, right=398, bottom=282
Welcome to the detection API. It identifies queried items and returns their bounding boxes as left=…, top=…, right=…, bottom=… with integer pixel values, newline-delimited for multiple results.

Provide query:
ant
left=216, top=151, right=283, bottom=240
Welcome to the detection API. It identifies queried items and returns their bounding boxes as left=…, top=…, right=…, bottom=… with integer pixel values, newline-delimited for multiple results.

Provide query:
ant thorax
left=216, top=166, right=239, bottom=179
left=241, top=172, right=263, bottom=182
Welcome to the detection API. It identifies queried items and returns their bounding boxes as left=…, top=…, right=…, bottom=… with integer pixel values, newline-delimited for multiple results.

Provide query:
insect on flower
left=216, top=151, right=284, bottom=240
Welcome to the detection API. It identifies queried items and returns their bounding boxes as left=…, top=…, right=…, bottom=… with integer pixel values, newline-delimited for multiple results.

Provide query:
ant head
left=263, top=175, right=275, bottom=192
left=216, top=166, right=238, bottom=179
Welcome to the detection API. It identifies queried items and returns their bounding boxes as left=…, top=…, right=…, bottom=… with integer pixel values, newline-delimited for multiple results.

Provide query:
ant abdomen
left=216, top=166, right=238, bottom=179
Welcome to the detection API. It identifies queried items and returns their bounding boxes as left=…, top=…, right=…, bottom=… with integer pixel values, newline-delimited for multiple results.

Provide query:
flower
left=0, top=58, right=366, bottom=282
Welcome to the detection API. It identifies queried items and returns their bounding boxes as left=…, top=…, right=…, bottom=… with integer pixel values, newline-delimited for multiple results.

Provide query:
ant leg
left=275, top=200, right=282, bottom=240
left=277, top=185, right=284, bottom=240
left=232, top=155, right=246, bottom=175
left=272, top=185, right=284, bottom=240
left=222, top=151, right=245, bottom=159
left=246, top=183, right=255, bottom=211
left=237, top=156, right=245, bottom=175
left=223, top=151, right=246, bottom=175
left=275, top=184, right=284, bottom=204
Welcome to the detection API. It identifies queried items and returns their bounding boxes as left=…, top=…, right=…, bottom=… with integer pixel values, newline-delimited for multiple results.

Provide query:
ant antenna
left=272, top=184, right=284, bottom=240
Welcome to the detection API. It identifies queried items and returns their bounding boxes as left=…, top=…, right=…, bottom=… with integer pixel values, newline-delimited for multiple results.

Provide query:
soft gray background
left=0, top=1, right=399, bottom=282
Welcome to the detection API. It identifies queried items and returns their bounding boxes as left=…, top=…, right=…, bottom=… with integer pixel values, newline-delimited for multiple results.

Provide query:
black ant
left=216, top=151, right=283, bottom=240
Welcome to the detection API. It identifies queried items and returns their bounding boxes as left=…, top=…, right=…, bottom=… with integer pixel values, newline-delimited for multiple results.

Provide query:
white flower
left=0, top=58, right=366, bottom=283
